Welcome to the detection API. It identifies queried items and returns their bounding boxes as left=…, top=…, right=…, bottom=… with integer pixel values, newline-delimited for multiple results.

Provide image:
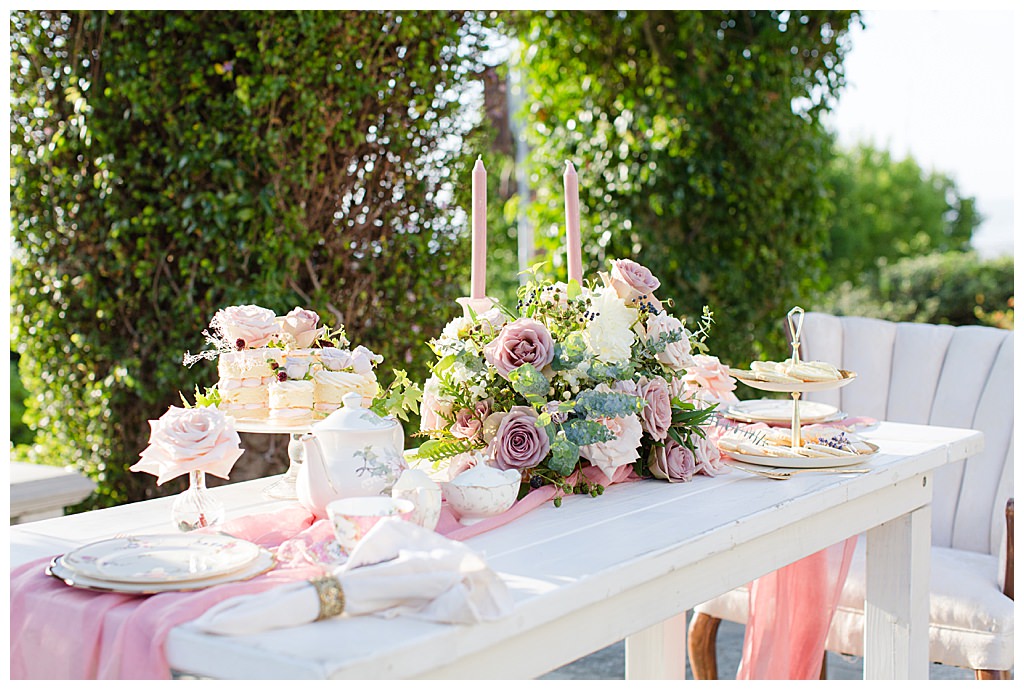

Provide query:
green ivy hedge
left=10, top=10, right=493, bottom=507
left=506, top=10, right=860, bottom=366
left=817, top=251, right=1014, bottom=329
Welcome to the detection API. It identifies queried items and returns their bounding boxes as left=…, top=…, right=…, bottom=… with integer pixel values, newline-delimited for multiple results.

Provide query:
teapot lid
left=311, top=393, right=397, bottom=433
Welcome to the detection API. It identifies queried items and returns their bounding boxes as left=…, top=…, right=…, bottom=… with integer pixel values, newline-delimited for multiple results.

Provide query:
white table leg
left=624, top=612, right=688, bottom=680
left=864, top=502, right=931, bottom=679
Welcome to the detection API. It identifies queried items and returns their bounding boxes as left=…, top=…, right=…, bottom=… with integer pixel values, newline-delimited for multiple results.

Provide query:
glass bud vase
left=171, top=470, right=225, bottom=532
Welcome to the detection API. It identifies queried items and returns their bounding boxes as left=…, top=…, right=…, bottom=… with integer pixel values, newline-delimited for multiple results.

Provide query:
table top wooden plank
left=9, top=422, right=982, bottom=679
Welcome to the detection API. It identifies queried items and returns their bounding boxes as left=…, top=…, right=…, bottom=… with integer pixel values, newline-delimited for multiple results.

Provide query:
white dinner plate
left=732, top=370, right=858, bottom=393
left=60, top=533, right=263, bottom=585
left=47, top=549, right=276, bottom=595
left=721, top=441, right=878, bottom=469
left=722, top=399, right=845, bottom=425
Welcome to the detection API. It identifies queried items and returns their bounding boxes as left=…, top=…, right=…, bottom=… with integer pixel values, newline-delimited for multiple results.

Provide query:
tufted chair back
left=794, top=313, right=1014, bottom=557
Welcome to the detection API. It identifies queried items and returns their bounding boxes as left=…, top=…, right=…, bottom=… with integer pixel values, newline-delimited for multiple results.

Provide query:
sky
left=824, top=9, right=1016, bottom=258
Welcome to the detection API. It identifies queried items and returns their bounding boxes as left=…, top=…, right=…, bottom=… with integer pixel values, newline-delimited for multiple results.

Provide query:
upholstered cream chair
left=689, top=313, right=1014, bottom=680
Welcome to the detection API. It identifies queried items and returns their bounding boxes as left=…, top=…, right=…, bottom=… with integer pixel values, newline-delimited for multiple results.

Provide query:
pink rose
left=279, top=307, right=325, bottom=349
left=451, top=407, right=484, bottom=440
left=419, top=376, right=453, bottom=433
left=683, top=354, right=739, bottom=404
left=644, top=312, right=694, bottom=372
left=212, top=305, right=278, bottom=349
left=609, top=259, right=661, bottom=303
left=447, top=450, right=484, bottom=480
left=483, top=318, right=555, bottom=379
left=695, top=434, right=725, bottom=477
left=317, top=347, right=353, bottom=372
left=476, top=308, right=508, bottom=334
left=130, top=406, right=244, bottom=485
left=579, top=412, right=644, bottom=481
left=648, top=439, right=696, bottom=483
left=489, top=406, right=550, bottom=471
left=637, top=375, right=672, bottom=441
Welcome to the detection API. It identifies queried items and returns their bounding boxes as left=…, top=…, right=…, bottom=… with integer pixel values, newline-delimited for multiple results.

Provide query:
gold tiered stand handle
left=787, top=306, right=806, bottom=448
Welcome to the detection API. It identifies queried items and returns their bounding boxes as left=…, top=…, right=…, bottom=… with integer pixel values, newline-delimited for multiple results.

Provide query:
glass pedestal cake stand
left=233, top=419, right=312, bottom=500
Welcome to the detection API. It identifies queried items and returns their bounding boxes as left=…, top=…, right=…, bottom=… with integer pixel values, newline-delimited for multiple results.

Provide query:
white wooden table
left=9, top=421, right=982, bottom=680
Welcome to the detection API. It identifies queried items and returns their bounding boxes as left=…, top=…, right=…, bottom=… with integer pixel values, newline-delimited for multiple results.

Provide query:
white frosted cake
left=216, top=348, right=281, bottom=419
left=312, top=369, right=377, bottom=417
left=268, top=379, right=315, bottom=424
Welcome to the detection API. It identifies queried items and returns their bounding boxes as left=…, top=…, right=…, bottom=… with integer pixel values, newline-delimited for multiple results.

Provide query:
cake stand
left=731, top=306, right=858, bottom=448
left=233, top=419, right=312, bottom=500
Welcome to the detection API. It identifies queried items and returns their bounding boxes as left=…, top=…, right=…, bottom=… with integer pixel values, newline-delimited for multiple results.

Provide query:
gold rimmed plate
left=47, top=549, right=276, bottom=595
left=60, top=533, right=263, bottom=585
left=722, top=399, right=846, bottom=426
left=731, top=369, right=858, bottom=393
left=721, top=441, right=879, bottom=469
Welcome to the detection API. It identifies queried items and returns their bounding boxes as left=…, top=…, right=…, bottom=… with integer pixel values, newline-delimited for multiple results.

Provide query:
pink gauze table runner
left=9, top=464, right=635, bottom=680
left=11, top=419, right=865, bottom=681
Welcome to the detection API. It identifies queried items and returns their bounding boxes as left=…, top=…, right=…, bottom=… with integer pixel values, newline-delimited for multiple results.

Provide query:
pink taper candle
left=564, top=161, right=583, bottom=284
left=471, top=156, right=487, bottom=299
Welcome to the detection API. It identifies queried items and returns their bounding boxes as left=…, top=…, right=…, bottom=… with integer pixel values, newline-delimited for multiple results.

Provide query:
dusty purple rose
left=648, top=440, right=696, bottom=483
left=451, top=407, right=483, bottom=440
left=609, top=259, right=661, bottom=303
left=637, top=375, right=672, bottom=441
left=489, top=406, right=550, bottom=471
left=483, top=318, right=555, bottom=379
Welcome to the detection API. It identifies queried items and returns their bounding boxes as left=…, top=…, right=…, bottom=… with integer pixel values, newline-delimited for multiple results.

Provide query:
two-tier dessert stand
left=731, top=306, right=858, bottom=448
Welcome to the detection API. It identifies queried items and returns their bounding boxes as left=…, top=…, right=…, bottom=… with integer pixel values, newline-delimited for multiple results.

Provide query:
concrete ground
left=541, top=613, right=977, bottom=680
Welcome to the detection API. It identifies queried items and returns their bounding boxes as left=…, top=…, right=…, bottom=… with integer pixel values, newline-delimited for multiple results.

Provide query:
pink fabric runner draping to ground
left=737, top=537, right=858, bottom=679
left=726, top=415, right=873, bottom=680
left=9, top=464, right=637, bottom=680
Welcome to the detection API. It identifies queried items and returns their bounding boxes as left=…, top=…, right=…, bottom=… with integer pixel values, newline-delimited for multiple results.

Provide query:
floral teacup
left=326, top=496, right=415, bottom=554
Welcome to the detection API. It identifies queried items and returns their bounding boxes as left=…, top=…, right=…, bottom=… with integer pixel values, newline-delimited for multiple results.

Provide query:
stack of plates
left=721, top=399, right=846, bottom=426
left=47, top=533, right=275, bottom=594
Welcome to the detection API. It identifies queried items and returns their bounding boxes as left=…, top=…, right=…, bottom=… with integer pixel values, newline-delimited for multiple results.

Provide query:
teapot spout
left=296, top=433, right=330, bottom=517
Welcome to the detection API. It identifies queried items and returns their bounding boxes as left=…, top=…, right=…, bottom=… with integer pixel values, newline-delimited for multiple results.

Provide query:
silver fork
left=728, top=462, right=871, bottom=480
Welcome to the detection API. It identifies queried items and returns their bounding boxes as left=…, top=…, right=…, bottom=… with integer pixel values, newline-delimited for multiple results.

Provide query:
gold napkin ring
left=310, top=576, right=346, bottom=621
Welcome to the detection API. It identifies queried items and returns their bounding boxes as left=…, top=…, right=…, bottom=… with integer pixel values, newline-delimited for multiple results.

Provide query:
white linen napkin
left=193, top=520, right=513, bottom=635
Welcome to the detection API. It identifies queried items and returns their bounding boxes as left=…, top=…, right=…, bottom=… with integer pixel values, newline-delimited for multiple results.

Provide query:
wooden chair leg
left=820, top=651, right=828, bottom=679
left=688, top=612, right=722, bottom=680
left=975, top=669, right=1011, bottom=680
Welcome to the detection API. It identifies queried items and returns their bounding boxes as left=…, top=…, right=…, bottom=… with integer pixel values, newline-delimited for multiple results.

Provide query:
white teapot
left=297, top=393, right=407, bottom=519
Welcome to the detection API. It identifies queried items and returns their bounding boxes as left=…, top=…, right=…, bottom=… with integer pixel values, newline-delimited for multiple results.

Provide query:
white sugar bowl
left=441, top=463, right=521, bottom=525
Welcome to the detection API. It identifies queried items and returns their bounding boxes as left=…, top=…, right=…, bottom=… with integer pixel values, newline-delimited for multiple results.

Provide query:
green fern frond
left=407, top=437, right=484, bottom=463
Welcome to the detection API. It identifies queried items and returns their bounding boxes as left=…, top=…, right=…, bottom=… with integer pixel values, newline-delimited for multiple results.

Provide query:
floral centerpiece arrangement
left=414, top=259, right=737, bottom=502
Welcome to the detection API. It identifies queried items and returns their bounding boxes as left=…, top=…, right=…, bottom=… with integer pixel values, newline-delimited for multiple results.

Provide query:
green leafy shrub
left=824, top=144, right=980, bottom=285
left=10, top=10, right=493, bottom=507
left=505, top=10, right=860, bottom=366
left=817, top=251, right=1014, bottom=328
left=10, top=354, right=35, bottom=448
